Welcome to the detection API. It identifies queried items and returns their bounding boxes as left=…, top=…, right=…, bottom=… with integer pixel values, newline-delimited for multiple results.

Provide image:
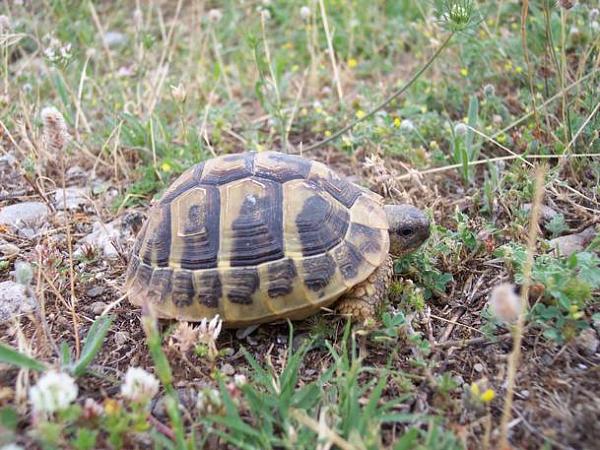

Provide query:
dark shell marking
left=267, top=258, right=297, bottom=298
left=295, top=192, right=350, bottom=257
left=126, top=151, right=389, bottom=323
left=229, top=179, right=284, bottom=266
left=226, top=268, right=260, bottom=304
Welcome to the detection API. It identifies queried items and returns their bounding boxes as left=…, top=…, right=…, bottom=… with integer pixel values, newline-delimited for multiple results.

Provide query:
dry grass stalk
left=41, top=106, right=80, bottom=357
left=318, top=0, right=343, bottom=103
left=498, top=165, right=546, bottom=448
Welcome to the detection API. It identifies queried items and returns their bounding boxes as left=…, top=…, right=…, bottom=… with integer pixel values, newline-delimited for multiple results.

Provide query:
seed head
left=29, top=371, right=78, bottom=414
left=300, top=6, right=311, bottom=21
left=454, top=122, right=468, bottom=137
left=483, top=84, right=495, bottom=98
left=120, top=367, right=160, bottom=404
left=488, top=283, right=522, bottom=324
left=41, top=106, right=71, bottom=153
left=207, top=9, right=222, bottom=23
left=170, top=321, right=199, bottom=353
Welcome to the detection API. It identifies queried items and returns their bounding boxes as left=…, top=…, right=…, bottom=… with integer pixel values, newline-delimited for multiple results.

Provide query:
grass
left=0, top=0, right=599, bottom=448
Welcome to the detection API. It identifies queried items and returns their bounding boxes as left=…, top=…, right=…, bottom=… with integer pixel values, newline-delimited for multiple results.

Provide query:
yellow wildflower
left=393, top=117, right=401, bottom=128
left=324, top=130, right=332, bottom=137
left=515, top=66, right=523, bottom=74
left=460, top=67, right=468, bottom=77
left=481, top=389, right=495, bottom=403
left=355, top=110, right=366, bottom=119
left=347, top=58, right=358, bottom=69
left=161, top=162, right=172, bottom=172
left=470, top=382, right=480, bottom=397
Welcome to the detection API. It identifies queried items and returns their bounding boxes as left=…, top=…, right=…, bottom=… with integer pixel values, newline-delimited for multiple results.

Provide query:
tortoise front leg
left=336, top=255, right=394, bottom=322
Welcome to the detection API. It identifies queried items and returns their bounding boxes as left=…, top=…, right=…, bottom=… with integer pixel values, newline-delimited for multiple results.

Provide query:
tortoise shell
left=125, top=151, right=389, bottom=326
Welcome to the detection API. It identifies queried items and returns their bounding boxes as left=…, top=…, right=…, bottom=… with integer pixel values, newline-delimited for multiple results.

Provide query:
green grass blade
left=0, top=342, right=46, bottom=371
left=71, top=315, right=113, bottom=377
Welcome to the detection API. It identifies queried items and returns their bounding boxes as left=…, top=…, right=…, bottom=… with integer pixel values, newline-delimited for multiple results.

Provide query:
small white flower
left=591, top=21, right=600, bottom=32
left=260, top=9, right=271, bottom=21
left=233, top=374, right=247, bottom=387
left=300, top=6, right=311, bottom=20
left=399, top=119, right=415, bottom=132
left=454, top=122, right=468, bottom=137
left=207, top=9, right=222, bottom=23
left=488, top=283, right=522, bottom=324
left=0, top=15, right=11, bottom=33
left=199, top=314, right=223, bottom=345
left=41, top=106, right=71, bottom=152
left=196, top=388, right=222, bottom=414
left=170, top=82, right=187, bottom=103
left=29, top=371, right=78, bottom=414
left=591, top=8, right=599, bottom=22
left=120, top=367, right=159, bottom=404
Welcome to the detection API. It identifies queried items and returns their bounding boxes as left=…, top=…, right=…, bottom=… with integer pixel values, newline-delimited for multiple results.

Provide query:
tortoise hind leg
left=336, top=256, right=394, bottom=322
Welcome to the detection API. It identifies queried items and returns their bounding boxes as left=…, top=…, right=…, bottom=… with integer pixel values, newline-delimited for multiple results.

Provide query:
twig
left=499, top=166, right=546, bottom=448
left=304, top=33, right=454, bottom=151
left=148, top=414, right=176, bottom=441
left=291, top=409, right=357, bottom=450
left=433, top=333, right=512, bottom=350
left=318, top=0, right=343, bottom=103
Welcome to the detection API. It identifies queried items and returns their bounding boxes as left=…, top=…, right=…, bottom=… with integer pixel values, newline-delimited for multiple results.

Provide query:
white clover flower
left=120, top=367, right=160, bottom=404
left=233, top=374, right=247, bottom=387
left=196, top=388, right=222, bottom=414
left=41, top=106, right=71, bottom=152
left=260, top=9, right=271, bottom=21
left=29, top=371, right=78, bottom=414
left=300, top=6, right=311, bottom=20
left=488, top=283, right=522, bottom=324
left=399, top=119, right=415, bottom=132
left=207, top=9, right=222, bottom=23
left=454, top=122, right=468, bottom=137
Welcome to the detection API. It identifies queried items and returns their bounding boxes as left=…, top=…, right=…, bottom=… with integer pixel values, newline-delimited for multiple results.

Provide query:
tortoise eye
left=399, top=227, right=414, bottom=237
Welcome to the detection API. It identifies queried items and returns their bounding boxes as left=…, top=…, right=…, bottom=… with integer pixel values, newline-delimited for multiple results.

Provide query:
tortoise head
left=384, top=205, right=430, bottom=256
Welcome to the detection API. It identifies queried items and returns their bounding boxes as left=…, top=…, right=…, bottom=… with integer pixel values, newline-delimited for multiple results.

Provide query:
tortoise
left=125, top=151, right=430, bottom=327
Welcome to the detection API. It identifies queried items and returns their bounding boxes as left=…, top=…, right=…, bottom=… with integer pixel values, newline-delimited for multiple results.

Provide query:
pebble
left=114, top=331, right=129, bottom=346
left=220, top=363, right=235, bottom=376
left=89, top=301, right=108, bottom=315
left=102, top=31, right=127, bottom=47
left=86, top=286, right=106, bottom=298
left=473, top=363, right=484, bottom=373
left=575, top=328, right=599, bottom=356
left=53, top=187, right=88, bottom=210
left=549, top=227, right=597, bottom=257
left=0, top=280, right=37, bottom=322
left=0, top=202, right=49, bottom=229
left=79, top=221, right=121, bottom=258
left=0, top=243, right=20, bottom=257
left=522, top=203, right=558, bottom=222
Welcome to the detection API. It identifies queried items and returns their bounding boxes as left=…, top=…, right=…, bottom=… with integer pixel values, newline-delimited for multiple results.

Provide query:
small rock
left=0, top=202, right=49, bottom=229
left=220, top=363, right=235, bottom=376
left=519, top=389, right=530, bottom=399
left=53, top=187, right=88, bottom=210
left=79, top=221, right=121, bottom=258
left=575, top=328, right=599, bottom=356
left=103, top=31, right=127, bottom=48
left=0, top=243, right=20, bottom=257
left=549, top=227, right=597, bottom=257
left=0, top=153, right=16, bottom=169
left=86, top=286, right=105, bottom=298
left=152, top=388, right=197, bottom=418
left=522, top=203, right=558, bottom=222
left=89, top=301, right=107, bottom=315
left=474, top=363, right=484, bottom=373
left=66, top=165, right=87, bottom=182
left=114, top=331, right=129, bottom=346
left=0, top=281, right=37, bottom=322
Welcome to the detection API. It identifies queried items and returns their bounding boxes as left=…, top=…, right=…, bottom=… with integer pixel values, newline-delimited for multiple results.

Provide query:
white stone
left=79, top=220, right=121, bottom=258
left=102, top=31, right=127, bottom=48
left=0, top=281, right=37, bottom=322
left=53, top=187, right=88, bottom=210
left=0, top=202, right=49, bottom=229
left=549, top=227, right=597, bottom=257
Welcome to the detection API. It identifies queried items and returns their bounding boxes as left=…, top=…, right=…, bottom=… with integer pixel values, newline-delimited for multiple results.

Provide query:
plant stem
left=305, top=32, right=455, bottom=151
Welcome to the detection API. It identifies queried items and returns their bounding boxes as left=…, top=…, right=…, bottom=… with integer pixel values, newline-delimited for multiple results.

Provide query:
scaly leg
left=336, top=255, right=394, bottom=322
